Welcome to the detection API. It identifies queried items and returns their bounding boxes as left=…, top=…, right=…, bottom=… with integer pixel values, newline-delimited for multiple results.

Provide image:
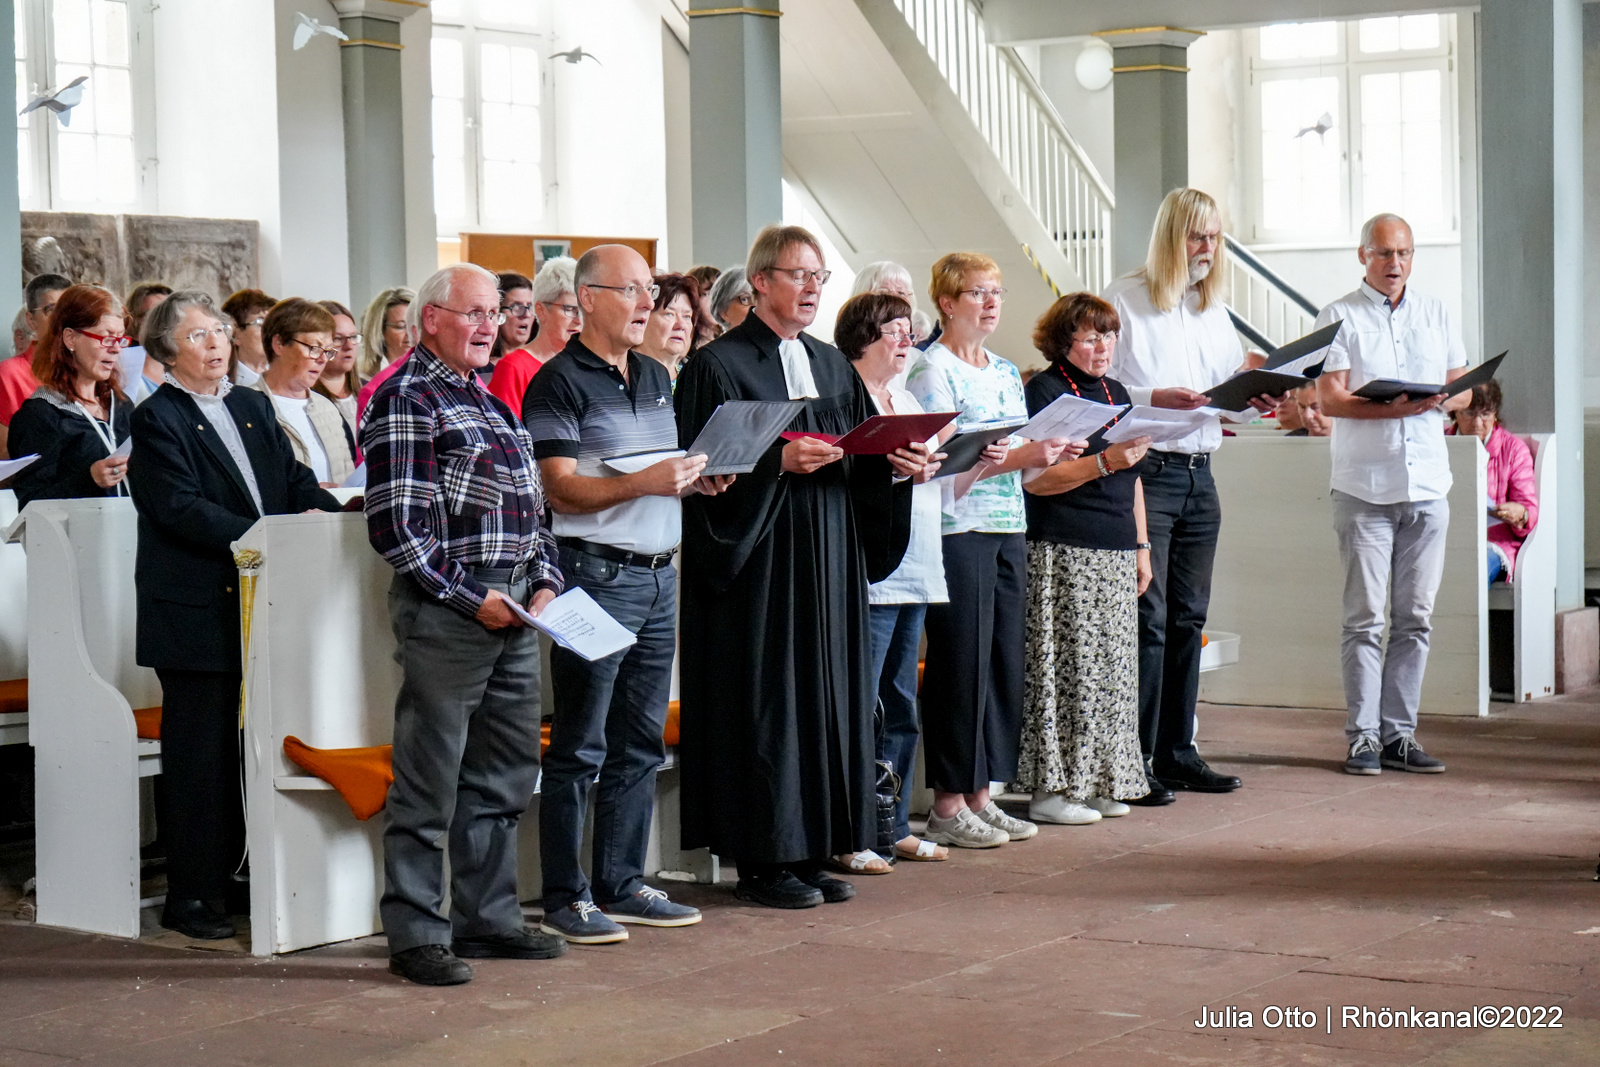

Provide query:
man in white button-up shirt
left=1106, top=188, right=1279, bottom=802
left=1316, top=213, right=1470, bottom=777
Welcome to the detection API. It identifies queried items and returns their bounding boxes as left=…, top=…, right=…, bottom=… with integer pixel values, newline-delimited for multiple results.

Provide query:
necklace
left=1059, top=364, right=1123, bottom=429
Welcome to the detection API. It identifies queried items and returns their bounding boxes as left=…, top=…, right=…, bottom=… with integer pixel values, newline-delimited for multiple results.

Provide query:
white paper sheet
left=0, top=454, right=40, bottom=481
left=603, top=449, right=686, bottom=475
left=1016, top=392, right=1126, bottom=443
left=509, top=587, right=637, bottom=661
left=341, top=461, right=367, bottom=488
left=1100, top=405, right=1217, bottom=446
left=110, top=436, right=133, bottom=459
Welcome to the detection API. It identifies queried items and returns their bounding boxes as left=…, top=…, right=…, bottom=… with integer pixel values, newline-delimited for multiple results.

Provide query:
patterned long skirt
left=1014, top=541, right=1148, bottom=801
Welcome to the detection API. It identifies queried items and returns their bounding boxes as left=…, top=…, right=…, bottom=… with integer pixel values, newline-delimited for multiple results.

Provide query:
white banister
left=890, top=0, right=1114, bottom=293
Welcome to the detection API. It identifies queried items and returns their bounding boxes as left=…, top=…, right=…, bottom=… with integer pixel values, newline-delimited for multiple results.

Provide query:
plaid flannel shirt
left=362, top=343, right=563, bottom=617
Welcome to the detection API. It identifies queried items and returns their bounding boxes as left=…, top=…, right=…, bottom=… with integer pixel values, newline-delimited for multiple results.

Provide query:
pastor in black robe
left=675, top=312, right=913, bottom=866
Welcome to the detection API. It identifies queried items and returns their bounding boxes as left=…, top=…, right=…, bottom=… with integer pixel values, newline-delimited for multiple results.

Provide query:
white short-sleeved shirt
left=867, top=385, right=949, bottom=604
left=1103, top=274, right=1246, bottom=455
left=905, top=342, right=1027, bottom=536
left=1316, top=282, right=1468, bottom=505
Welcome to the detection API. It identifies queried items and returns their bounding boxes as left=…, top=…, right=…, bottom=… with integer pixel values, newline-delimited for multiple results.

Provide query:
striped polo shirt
left=522, top=336, right=682, bottom=554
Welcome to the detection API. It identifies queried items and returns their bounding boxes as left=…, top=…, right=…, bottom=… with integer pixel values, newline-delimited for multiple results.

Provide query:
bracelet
left=1095, top=453, right=1111, bottom=477
left=1136, top=542, right=1151, bottom=551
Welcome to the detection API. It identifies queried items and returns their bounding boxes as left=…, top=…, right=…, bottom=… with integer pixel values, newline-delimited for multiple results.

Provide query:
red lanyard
left=1058, top=365, right=1121, bottom=427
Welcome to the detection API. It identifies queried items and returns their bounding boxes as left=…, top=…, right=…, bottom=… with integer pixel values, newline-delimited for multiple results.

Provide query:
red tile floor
left=2, top=698, right=1599, bottom=1066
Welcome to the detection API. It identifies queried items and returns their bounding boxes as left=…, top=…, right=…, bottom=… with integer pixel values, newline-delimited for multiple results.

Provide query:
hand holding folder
left=1351, top=351, right=1507, bottom=403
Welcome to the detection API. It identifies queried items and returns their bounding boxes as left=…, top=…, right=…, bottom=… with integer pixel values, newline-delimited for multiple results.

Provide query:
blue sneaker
left=1381, top=735, right=1446, bottom=773
left=539, top=900, right=628, bottom=944
left=602, top=886, right=702, bottom=927
left=1344, top=734, right=1381, bottom=775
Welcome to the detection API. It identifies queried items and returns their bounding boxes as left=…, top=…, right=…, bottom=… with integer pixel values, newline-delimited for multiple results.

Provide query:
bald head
left=575, top=244, right=656, bottom=359
left=1358, top=214, right=1414, bottom=303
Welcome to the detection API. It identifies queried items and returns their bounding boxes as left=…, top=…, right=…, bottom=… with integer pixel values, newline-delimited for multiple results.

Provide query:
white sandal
left=893, top=837, right=948, bottom=862
left=831, top=850, right=892, bottom=875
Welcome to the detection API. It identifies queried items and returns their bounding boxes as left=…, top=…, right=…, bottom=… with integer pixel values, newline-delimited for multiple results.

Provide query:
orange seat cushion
left=1201, top=633, right=1209, bottom=648
left=282, top=735, right=394, bottom=820
left=0, top=678, right=26, bottom=715
left=538, top=702, right=682, bottom=756
left=133, top=706, right=162, bottom=740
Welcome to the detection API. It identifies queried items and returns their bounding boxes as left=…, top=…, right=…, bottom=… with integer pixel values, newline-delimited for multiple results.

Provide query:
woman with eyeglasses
left=313, top=300, right=363, bottom=447
left=220, top=288, right=278, bottom=387
left=357, top=287, right=415, bottom=383
left=1015, top=293, right=1154, bottom=827
left=7, top=284, right=135, bottom=507
left=905, top=252, right=1081, bottom=851
left=708, top=266, right=754, bottom=332
left=487, top=256, right=579, bottom=416
left=127, top=290, right=342, bottom=940
left=250, top=298, right=358, bottom=487
left=485, top=271, right=536, bottom=387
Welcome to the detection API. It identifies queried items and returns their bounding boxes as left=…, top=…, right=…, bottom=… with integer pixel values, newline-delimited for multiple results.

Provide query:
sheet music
left=1100, top=405, right=1216, bottom=446
left=604, top=450, right=686, bottom=475
left=1016, top=392, right=1126, bottom=443
left=0, top=454, right=40, bottom=481
left=509, top=587, right=637, bottom=661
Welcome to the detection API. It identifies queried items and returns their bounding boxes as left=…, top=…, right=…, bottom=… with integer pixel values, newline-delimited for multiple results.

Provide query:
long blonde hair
left=358, top=286, right=415, bottom=381
left=1140, top=188, right=1227, bottom=314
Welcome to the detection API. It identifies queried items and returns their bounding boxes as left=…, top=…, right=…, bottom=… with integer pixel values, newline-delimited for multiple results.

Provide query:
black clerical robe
left=675, top=312, right=913, bottom=864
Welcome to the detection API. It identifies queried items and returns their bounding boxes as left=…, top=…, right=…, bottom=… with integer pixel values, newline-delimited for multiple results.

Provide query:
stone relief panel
left=20, top=212, right=260, bottom=302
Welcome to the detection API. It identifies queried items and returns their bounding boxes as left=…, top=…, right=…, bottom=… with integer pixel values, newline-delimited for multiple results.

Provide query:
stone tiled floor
left=2, top=698, right=1599, bottom=1066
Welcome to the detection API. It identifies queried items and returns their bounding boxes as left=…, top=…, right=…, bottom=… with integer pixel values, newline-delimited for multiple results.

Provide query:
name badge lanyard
left=76, top=393, right=126, bottom=496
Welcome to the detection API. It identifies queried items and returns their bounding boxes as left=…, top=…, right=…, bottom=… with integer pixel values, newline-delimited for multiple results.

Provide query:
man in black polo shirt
left=524, top=244, right=729, bottom=944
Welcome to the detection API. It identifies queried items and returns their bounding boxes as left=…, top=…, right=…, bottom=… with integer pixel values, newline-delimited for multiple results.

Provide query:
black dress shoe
left=791, top=864, right=857, bottom=903
left=453, top=926, right=567, bottom=960
left=160, top=897, right=236, bottom=940
left=1126, top=773, right=1176, bottom=806
left=389, top=944, right=473, bottom=986
left=1155, top=760, right=1242, bottom=793
left=734, top=869, right=823, bottom=909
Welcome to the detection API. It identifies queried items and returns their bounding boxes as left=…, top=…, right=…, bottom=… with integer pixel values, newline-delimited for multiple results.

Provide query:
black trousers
left=154, top=668, right=245, bottom=901
left=1135, top=455, right=1222, bottom=770
left=921, top=531, right=1027, bottom=794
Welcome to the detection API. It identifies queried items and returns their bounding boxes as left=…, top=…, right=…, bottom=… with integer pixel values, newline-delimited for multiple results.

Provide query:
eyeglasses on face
left=501, top=302, right=535, bottom=316
left=878, top=326, right=913, bottom=344
left=1072, top=331, right=1118, bottom=348
left=182, top=324, right=235, bottom=345
left=243, top=316, right=266, bottom=330
left=288, top=337, right=339, bottom=361
left=75, top=328, right=134, bottom=349
left=767, top=267, right=832, bottom=285
left=584, top=282, right=661, bottom=302
left=732, top=292, right=756, bottom=307
left=383, top=319, right=408, bottom=333
left=431, top=305, right=507, bottom=327
left=332, top=332, right=361, bottom=347
left=958, top=287, right=1006, bottom=303
left=540, top=301, right=581, bottom=317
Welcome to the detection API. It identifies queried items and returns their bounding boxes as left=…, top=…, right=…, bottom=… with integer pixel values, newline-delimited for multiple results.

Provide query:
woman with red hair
left=7, top=284, right=134, bottom=506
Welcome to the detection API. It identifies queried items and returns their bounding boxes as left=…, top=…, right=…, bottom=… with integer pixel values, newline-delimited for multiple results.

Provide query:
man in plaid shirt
left=363, top=262, right=566, bottom=986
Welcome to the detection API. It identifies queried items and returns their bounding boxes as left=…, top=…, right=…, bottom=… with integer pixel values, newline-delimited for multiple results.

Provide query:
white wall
left=150, top=0, right=282, bottom=291
left=1584, top=6, right=1600, bottom=406
left=661, top=20, right=693, bottom=271
left=1030, top=41, right=1116, bottom=189
left=550, top=0, right=670, bottom=266
left=399, top=6, right=439, bottom=293
left=273, top=0, right=350, bottom=304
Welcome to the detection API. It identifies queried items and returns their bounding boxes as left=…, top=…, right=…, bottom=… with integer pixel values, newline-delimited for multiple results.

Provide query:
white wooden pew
left=1199, top=434, right=1489, bottom=717
left=4, top=498, right=161, bottom=938
left=0, top=490, right=27, bottom=745
left=1488, top=434, right=1556, bottom=702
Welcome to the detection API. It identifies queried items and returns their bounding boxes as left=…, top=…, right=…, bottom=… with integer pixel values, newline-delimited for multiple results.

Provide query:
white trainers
left=1085, top=797, right=1131, bottom=818
left=974, top=801, right=1039, bottom=841
left=1028, top=792, right=1103, bottom=825
left=924, top=807, right=1010, bottom=848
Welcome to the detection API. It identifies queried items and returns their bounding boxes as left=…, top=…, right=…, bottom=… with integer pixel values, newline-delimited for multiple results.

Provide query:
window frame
left=1242, top=15, right=1459, bottom=248
left=16, top=0, right=157, bottom=213
left=430, top=1, right=554, bottom=240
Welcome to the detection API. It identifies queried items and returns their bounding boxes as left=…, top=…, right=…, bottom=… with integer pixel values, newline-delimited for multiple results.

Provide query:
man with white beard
left=1104, top=188, right=1279, bottom=804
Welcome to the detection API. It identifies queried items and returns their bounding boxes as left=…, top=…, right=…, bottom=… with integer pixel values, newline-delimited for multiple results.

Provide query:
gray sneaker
left=924, top=807, right=1009, bottom=849
left=1344, top=734, right=1381, bottom=775
left=539, top=900, right=628, bottom=944
left=973, top=801, right=1039, bottom=841
left=602, top=886, right=702, bottom=927
left=1381, top=735, right=1445, bottom=773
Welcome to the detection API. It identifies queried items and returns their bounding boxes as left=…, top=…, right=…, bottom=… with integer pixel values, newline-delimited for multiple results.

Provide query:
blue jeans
left=1487, top=545, right=1506, bottom=585
left=868, top=602, right=927, bottom=842
left=540, top=548, right=677, bottom=911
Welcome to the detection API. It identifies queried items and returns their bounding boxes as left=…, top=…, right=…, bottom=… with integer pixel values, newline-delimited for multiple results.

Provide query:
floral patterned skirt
left=1014, top=541, right=1148, bottom=801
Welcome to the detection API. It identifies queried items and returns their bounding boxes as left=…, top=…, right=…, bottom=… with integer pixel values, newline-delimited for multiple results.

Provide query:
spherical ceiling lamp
left=1075, top=40, right=1114, bottom=92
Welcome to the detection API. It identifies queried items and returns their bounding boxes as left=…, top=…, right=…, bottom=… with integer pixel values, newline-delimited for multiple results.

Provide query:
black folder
left=1352, top=351, right=1506, bottom=403
left=932, top=420, right=1026, bottom=478
left=1202, top=321, right=1342, bottom=412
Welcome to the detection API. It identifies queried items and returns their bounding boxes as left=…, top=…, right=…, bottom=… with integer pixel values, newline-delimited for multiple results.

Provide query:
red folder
left=779, top=411, right=958, bottom=454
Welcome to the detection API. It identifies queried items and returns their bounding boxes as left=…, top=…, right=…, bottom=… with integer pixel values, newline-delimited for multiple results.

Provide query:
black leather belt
left=1150, top=450, right=1210, bottom=469
left=464, top=561, right=532, bottom=583
left=557, top=536, right=677, bottom=570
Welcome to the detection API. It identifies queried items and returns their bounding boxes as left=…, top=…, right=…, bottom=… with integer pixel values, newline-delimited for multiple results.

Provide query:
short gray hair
left=532, top=256, right=577, bottom=305
left=708, top=267, right=751, bottom=326
left=1359, top=212, right=1410, bottom=250
left=852, top=261, right=914, bottom=299
left=412, top=263, right=499, bottom=335
left=142, top=289, right=224, bottom=366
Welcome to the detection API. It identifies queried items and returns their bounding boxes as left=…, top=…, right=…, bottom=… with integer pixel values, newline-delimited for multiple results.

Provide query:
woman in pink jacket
left=1448, top=380, right=1537, bottom=584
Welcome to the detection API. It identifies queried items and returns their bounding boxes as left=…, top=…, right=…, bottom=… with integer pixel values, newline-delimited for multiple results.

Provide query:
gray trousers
left=381, top=571, right=542, bottom=953
left=1332, top=490, right=1450, bottom=744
